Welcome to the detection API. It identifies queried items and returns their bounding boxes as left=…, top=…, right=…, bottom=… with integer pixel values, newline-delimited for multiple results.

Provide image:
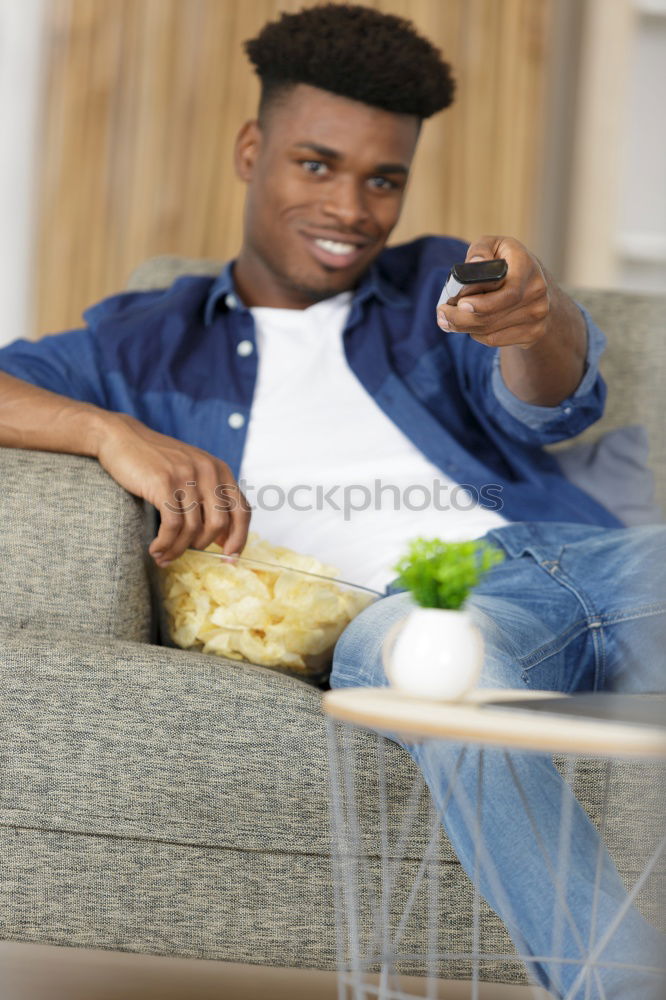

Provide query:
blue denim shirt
left=0, top=236, right=620, bottom=527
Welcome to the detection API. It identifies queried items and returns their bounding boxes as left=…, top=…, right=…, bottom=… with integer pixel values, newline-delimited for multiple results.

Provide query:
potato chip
left=160, top=532, right=375, bottom=674
left=202, top=566, right=270, bottom=604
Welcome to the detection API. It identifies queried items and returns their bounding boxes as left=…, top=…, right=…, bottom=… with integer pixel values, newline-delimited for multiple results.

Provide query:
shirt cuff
left=490, top=305, right=607, bottom=431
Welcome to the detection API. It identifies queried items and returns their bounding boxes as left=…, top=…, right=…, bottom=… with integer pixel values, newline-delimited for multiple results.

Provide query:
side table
left=322, top=688, right=666, bottom=999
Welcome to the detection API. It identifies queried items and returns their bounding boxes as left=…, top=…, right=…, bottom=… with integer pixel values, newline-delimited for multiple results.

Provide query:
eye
left=300, top=160, right=329, bottom=176
left=368, top=176, right=398, bottom=191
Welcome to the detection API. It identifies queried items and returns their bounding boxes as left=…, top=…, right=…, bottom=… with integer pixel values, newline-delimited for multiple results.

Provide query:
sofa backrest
left=562, top=287, right=665, bottom=509
left=0, top=448, right=153, bottom=641
left=128, top=257, right=666, bottom=508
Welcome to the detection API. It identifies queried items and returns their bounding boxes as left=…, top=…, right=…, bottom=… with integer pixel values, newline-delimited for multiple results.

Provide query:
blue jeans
left=330, top=523, right=666, bottom=999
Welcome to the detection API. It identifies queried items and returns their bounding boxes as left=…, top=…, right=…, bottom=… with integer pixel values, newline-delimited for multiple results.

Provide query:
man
left=0, top=5, right=663, bottom=997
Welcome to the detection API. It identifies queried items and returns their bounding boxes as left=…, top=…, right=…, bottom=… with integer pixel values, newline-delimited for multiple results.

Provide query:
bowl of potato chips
left=157, top=534, right=381, bottom=681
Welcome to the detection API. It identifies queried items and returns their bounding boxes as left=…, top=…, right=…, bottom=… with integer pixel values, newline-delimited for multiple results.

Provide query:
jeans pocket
left=518, top=624, right=600, bottom=693
left=485, top=522, right=606, bottom=565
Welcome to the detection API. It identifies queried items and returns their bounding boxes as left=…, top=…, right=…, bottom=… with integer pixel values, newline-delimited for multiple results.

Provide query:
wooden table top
left=322, top=687, right=666, bottom=759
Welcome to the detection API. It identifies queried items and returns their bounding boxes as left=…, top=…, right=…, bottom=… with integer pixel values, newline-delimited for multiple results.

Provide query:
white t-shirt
left=239, top=292, right=506, bottom=592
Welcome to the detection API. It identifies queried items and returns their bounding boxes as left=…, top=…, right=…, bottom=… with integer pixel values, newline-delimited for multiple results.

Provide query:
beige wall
left=33, top=0, right=554, bottom=338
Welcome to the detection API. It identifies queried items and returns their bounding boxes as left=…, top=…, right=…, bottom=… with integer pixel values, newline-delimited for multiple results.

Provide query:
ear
left=234, top=120, right=262, bottom=182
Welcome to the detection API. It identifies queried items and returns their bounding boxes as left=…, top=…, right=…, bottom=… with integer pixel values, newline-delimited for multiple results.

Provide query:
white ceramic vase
left=385, top=607, right=484, bottom=701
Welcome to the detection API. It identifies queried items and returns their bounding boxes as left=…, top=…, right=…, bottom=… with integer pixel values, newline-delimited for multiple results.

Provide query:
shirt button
left=228, top=412, right=245, bottom=430
left=225, top=293, right=238, bottom=309
left=237, top=339, right=253, bottom=357
left=563, top=406, right=573, bottom=415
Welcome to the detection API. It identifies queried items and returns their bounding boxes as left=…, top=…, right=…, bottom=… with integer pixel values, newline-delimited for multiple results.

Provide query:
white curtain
left=0, top=0, right=45, bottom=347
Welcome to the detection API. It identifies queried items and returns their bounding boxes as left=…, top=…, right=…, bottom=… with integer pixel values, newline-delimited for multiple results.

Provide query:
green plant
left=393, top=537, right=505, bottom=610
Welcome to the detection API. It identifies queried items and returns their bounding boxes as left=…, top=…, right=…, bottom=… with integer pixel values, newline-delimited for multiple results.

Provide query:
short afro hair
left=244, top=3, right=455, bottom=121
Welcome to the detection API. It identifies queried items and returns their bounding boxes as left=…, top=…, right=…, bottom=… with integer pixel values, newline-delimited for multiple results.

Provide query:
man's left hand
left=437, top=235, right=588, bottom=406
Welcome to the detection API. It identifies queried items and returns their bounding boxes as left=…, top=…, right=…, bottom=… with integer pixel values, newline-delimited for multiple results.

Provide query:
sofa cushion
left=560, top=287, right=666, bottom=509
left=0, top=629, right=415, bottom=859
left=0, top=628, right=660, bottom=878
left=1, top=628, right=662, bottom=969
left=554, top=424, right=662, bottom=525
left=0, top=448, right=152, bottom=641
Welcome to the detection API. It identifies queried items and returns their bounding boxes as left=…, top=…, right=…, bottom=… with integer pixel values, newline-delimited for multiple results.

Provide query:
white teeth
left=314, top=238, right=356, bottom=255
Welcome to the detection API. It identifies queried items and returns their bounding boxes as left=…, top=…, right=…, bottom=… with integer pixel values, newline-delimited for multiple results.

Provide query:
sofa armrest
left=0, top=447, right=153, bottom=641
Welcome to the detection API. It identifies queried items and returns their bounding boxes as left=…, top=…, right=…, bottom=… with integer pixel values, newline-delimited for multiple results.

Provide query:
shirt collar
left=204, top=257, right=410, bottom=326
left=204, top=262, right=241, bottom=325
left=353, top=262, right=411, bottom=310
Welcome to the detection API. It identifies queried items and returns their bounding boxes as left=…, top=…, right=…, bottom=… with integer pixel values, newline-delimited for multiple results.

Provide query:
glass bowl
left=157, top=546, right=381, bottom=682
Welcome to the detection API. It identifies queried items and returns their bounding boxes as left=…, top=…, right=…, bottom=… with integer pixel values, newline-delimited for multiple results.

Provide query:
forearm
left=0, top=371, right=251, bottom=563
left=498, top=286, right=588, bottom=406
left=0, top=371, right=110, bottom=458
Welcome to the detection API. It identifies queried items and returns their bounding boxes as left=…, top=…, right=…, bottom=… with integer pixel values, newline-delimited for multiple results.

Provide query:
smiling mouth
left=303, top=233, right=371, bottom=269
left=314, top=237, right=357, bottom=255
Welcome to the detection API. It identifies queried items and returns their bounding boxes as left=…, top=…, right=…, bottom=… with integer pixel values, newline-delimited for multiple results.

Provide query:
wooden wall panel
left=34, top=0, right=553, bottom=337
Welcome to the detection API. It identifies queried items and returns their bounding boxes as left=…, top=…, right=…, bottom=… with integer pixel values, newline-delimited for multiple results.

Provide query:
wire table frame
left=323, top=688, right=666, bottom=1000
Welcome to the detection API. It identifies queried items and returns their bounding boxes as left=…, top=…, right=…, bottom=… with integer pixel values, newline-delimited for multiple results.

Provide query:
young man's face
left=234, top=84, right=421, bottom=308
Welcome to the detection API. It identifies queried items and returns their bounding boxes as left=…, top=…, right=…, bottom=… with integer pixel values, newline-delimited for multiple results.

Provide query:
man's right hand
left=0, top=372, right=251, bottom=566
left=94, top=413, right=251, bottom=567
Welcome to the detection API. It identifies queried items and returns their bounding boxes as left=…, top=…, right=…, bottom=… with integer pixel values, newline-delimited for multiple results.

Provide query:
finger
left=464, top=235, right=502, bottom=263
left=463, top=235, right=545, bottom=302
left=438, top=297, right=521, bottom=332
left=189, top=471, right=251, bottom=555
left=438, top=284, right=547, bottom=333
left=437, top=291, right=514, bottom=330
left=219, top=485, right=252, bottom=555
left=196, top=504, right=231, bottom=552
left=437, top=276, right=522, bottom=329
left=442, top=267, right=545, bottom=319
left=192, top=506, right=230, bottom=552
left=438, top=301, right=542, bottom=344
left=159, top=498, right=205, bottom=563
left=191, top=472, right=234, bottom=551
left=177, top=498, right=207, bottom=557
left=456, top=279, right=528, bottom=315
left=151, top=481, right=205, bottom=563
left=150, top=507, right=193, bottom=564
left=467, top=321, right=541, bottom=350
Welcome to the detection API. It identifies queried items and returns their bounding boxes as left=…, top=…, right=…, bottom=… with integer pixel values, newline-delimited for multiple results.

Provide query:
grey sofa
left=1, top=266, right=664, bottom=986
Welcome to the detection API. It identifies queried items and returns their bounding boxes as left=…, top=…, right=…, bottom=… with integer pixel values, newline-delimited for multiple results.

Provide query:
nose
left=321, top=176, right=370, bottom=228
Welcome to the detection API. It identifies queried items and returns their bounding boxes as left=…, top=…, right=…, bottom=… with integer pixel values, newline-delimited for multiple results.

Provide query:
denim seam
left=519, top=617, right=593, bottom=671
left=594, top=603, right=666, bottom=625
left=590, top=617, right=607, bottom=690
left=331, top=658, right=384, bottom=690
left=534, top=561, right=606, bottom=686
left=518, top=602, right=666, bottom=674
